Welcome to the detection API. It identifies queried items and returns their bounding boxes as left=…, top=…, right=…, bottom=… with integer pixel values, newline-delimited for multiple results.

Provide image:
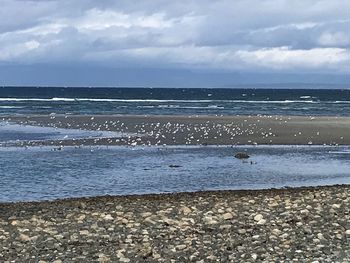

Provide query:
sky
left=1, top=0, right=350, bottom=87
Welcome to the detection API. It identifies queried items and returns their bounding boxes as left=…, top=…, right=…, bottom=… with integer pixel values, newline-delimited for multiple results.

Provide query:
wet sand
left=4, top=114, right=350, bottom=146
left=0, top=185, right=349, bottom=262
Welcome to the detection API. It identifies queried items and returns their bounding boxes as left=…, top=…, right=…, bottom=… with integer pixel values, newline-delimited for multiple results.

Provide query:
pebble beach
left=1, top=185, right=349, bottom=262
left=1, top=114, right=350, bottom=262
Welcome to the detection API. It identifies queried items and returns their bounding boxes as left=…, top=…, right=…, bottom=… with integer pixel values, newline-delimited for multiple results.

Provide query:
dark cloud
left=2, top=0, right=350, bottom=86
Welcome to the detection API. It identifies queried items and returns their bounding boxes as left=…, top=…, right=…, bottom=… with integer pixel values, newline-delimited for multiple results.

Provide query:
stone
left=300, top=209, right=309, bottom=214
left=257, top=219, right=266, bottom=225
left=169, top=164, right=182, bottom=168
left=204, top=216, right=218, bottom=225
left=272, top=229, right=281, bottom=235
left=345, top=230, right=350, bottom=235
left=238, top=229, right=246, bottom=234
left=180, top=206, right=192, bottom=215
left=140, top=246, right=153, bottom=258
left=141, top=212, right=153, bottom=218
left=254, top=214, right=264, bottom=222
left=77, top=214, right=86, bottom=221
left=176, top=244, right=187, bottom=250
left=98, top=254, right=110, bottom=263
left=19, top=234, right=30, bottom=242
left=234, top=152, right=250, bottom=159
left=103, top=214, right=114, bottom=220
left=79, top=230, right=90, bottom=235
left=222, top=212, right=234, bottom=220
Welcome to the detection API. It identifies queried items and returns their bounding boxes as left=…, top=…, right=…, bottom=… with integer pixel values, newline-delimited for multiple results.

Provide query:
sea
left=0, top=86, right=350, bottom=202
left=1, top=86, right=350, bottom=116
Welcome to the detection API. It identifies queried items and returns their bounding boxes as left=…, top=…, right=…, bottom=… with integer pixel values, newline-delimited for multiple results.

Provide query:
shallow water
left=0, top=145, right=349, bottom=202
left=0, top=121, right=127, bottom=143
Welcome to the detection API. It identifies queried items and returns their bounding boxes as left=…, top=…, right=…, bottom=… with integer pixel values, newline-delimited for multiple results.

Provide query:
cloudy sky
left=1, top=0, right=350, bottom=87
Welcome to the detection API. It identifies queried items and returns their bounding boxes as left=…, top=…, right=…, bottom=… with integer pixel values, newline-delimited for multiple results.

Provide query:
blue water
left=1, top=86, right=350, bottom=202
left=1, top=86, right=350, bottom=116
left=0, top=145, right=349, bottom=202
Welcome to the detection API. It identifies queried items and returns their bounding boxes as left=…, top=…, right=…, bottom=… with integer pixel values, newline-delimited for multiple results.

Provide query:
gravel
left=0, top=185, right=349, bottom=262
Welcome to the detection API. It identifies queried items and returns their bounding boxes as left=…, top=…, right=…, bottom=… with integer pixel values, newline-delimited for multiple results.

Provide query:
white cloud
left=2, top=0, right=350, bottom=73
left=318, top=32, right=350, bottom=47
left=0, top=40, right=41, bottom=61
left=236, top=47, right=350, bottom=70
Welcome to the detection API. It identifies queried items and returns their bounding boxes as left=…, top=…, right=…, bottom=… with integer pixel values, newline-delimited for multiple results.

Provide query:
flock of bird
left=0, top=114, right=339, bottom=149
left=1, top=115, right=280, bottom=149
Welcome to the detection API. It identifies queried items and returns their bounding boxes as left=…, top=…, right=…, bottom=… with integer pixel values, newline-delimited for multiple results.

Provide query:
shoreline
left=0, top=184, right=349, bottom=205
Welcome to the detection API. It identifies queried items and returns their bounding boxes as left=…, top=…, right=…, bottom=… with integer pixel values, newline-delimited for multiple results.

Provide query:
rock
left=238, top=229, right=246, bottom=234
left=169, top=164, right=182, bottom=168
left=180, top=206, right=192, bottom=215
left=140, top=246, right=153, bottom=258
left=98, top=254, right=110, bottom=263
left=103, top=214, right=114, bottom=220
left=79, top=230, right=90, bottom=235
left=176, top=244, right=187, bottom=250
left=345, top=230, right=350, bottom=235
left=19, top=234, right=30, bottom=242
left=204, top=216, right=218, bottom=225
left=77, top=214, right=86, bottom=221
left=254, top=214, right=264, bottom=222
left=272, top=228, right=281, bottom=235
left=222, top=212, right=234, bottom=220
left=234, top=152, right=250, bottom=159
left=300, top=209, right=309, bottom=215
left=256, top=219, right=266, bottom=225
left=141, top=212, right=153, bottom=218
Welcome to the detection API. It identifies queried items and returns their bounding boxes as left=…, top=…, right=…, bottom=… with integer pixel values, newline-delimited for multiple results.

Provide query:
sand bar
left=3, top=114, right=350, bottom=146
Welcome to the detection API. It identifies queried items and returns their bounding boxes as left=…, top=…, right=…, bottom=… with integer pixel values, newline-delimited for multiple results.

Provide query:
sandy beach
left=0, top=185, right=349, bottom=262
left=4, top=114, right=350, bottom=146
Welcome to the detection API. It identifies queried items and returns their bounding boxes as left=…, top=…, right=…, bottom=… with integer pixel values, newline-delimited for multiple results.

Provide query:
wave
left=0, top=106, right=24, bottom=109
left=0, top=97, right=350, bottom=104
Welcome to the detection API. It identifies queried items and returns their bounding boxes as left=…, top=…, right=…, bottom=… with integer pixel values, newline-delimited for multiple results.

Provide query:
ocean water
left=1, top=86, right=350, bottom=116
left=1, top=86, right=350, bottom=201
left=0, top=145, right=349, bottom=202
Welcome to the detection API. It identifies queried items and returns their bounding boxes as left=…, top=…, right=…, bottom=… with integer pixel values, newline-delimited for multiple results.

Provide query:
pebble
left=222, top=212, right=234, bottom=220
left=0, top=185, right=349, bottom=262
left=254, top=214, right=264, bottom=222
left=180, top=206, right=192, bottom=215
left=19, top=234, right=30, bottom=242
left=103, top=214, right=114, bottom=220
left=256, top=219, right=266, bottom=225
